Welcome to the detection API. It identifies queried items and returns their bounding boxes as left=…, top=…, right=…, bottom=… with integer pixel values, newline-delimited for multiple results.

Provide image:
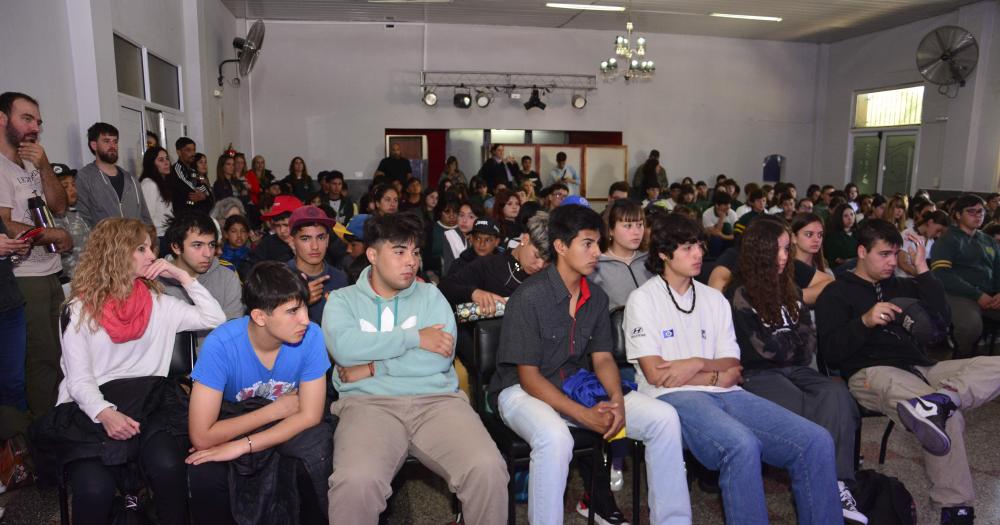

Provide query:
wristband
left=368, top=362, right=375, bottom=377
left=710, top=370, right=719, bottom=387
left=246, top=435, right=253, bottom=454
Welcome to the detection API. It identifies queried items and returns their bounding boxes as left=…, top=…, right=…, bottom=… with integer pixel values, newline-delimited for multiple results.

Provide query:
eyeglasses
left=964, top=208, right=986, bottom=216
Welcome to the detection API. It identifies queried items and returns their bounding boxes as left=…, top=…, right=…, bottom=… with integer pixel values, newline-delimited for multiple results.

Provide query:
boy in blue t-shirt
left=185, top=261, right=332, bottom=523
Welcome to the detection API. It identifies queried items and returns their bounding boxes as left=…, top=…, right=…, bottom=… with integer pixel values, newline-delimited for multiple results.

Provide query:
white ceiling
left=220, top=0, right=979, bottom=43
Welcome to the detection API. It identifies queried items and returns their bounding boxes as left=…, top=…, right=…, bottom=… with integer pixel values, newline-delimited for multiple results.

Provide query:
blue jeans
left=0, top=305, right=27, bottom=411
left=658, top=389, right=841, bottom=525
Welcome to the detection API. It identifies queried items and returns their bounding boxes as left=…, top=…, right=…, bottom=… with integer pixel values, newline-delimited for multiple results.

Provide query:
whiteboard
left=539, top=146, right=583, bottom=189
left=583, top=146, right=628, bottom=200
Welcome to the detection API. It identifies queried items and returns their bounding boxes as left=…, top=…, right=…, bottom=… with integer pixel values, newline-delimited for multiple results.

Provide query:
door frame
left=845, top=126, right=921, bottom=195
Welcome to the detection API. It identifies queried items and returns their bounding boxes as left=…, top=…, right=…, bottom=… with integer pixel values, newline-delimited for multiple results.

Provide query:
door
left=118, top=106, right=145, bottom=176
left=162, top=113, right=186, bottom=155
left=848, top=130, right=918, bottom=196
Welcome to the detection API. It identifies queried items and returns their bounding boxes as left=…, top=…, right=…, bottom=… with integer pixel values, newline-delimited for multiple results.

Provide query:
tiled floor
left=3, top=398, right=999, bottom=524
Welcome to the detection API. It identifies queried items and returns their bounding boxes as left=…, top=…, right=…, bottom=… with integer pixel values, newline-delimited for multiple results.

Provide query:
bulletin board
left=583, top=146, right=628, bottom=200
left=538, top=145, right=583, bottom=189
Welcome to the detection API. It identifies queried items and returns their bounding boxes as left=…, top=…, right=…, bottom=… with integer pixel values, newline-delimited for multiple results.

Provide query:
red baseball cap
left=261, top=195, right=303, bottom=219
left=289, top=205, right=337, bottom=230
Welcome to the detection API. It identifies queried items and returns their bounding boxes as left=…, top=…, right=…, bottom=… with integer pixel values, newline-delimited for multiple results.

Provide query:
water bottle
left=27, top=192, right=57, bottom=253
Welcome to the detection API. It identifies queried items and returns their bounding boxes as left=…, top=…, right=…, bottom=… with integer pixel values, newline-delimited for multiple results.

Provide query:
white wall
left=0, top=0, right=83, bottom=165
left=814, top=0, right=1000, bottom=192
left=243, top=21, right=820, bottom=189
left=195, top=0, right=242, bottom=162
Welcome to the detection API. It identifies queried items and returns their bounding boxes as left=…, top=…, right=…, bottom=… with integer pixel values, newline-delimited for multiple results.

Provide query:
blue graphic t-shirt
left=192, top=317, right=331, bottom=402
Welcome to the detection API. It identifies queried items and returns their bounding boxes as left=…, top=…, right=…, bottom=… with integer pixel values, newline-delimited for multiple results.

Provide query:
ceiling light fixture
left=599, top=1, right=654, bottom=83
left=524, top=88, right=546, bottom=111
left=571, top=93, right=587, bottom=109
left=475, top=90, right=493, bottom=108
left=422, top=88, right=438, bottom=106
left=453, top=89, right=471, bottom=108
left=710, top=13, right=782, bottom=22
left=546, top=3, right=625, bottom=12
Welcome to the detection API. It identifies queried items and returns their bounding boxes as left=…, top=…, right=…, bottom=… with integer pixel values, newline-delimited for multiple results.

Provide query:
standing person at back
left=548, top=152, right=579, bottom=195
left=374, top=143, right=412, bottom=189
left=168, top=137, right=213, bottom=214
left=74, top=122, right=152, bottom=228
left=0, top=91, right=72, bottom=417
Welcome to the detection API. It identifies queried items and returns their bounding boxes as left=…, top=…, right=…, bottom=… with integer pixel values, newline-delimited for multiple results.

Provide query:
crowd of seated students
left=7, top=89, right=1000, bottom=525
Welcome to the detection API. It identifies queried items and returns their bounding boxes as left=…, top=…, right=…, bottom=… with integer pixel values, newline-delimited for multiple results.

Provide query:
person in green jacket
left=824, top=203, right=858, bottom=269
left=324, top=212, right=508, bottom=525
left=931, top=194, right=1000, bottom=357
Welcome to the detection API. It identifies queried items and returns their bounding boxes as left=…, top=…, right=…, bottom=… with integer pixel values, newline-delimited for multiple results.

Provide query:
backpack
left=853, top=469, right=917, bottom=525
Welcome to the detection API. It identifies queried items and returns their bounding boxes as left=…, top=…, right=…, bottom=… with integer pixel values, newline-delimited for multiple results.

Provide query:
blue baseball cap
left=346, top=214, right=370, bottom=241
left=560, top=195, right=590, bottom=208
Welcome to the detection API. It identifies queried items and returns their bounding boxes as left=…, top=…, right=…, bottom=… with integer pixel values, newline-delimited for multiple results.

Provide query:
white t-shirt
left=701, top=207, right=738, bottom=228
left=895, top=227, right=933, bottom=278
left=140, top=178, right=173, bottom=237
left=624, top=277, right=741, bottom=398
left=0, top=155, right=61, bottom=277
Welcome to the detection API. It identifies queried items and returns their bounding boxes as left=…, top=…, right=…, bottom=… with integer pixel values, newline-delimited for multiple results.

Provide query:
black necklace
left=663, top=276, right=696, bottom=314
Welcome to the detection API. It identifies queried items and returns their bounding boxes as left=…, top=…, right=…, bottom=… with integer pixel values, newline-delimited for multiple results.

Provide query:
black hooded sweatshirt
left=815, top=269, right=947, bottom=378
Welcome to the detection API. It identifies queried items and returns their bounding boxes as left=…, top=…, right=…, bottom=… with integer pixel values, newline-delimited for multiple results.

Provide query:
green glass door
left=850, top=135, right=880, bottom=195
left=881, top=133, right=917, bottom=196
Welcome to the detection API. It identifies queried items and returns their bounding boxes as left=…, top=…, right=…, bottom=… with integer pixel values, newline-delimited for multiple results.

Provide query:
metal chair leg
left=879, top=420, right=895, bottom=465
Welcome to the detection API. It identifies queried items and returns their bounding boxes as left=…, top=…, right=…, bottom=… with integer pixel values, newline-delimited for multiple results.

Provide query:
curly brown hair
left=737, top=218, right=799, bottom=327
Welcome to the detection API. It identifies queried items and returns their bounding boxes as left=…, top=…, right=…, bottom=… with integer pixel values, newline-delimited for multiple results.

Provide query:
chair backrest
left=609, top=305, right=627, bottom=364
left=168, top=332, right=197, bottom=379
left=472, top=318, right=504, bottom=412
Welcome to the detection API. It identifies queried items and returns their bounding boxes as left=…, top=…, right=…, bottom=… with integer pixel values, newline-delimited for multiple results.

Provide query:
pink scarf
left=100, top=280, right=153, bottom=343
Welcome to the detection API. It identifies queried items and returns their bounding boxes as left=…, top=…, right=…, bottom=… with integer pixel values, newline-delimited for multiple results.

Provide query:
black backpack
left=853, top=469, right=917, bottom=525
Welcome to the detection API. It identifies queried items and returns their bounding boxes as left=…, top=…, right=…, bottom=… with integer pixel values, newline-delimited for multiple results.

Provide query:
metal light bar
left=420, top=71, right=598, bottom=92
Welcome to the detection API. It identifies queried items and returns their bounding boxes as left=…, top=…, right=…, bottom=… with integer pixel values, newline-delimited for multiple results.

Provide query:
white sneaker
left=839, top=481, right=868, bottom=524
left=610, top=465, right=624, bottom=492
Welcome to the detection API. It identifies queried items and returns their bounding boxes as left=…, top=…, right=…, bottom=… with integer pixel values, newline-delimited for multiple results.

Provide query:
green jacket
left=930, top=226, right=1000, bottom=300
left=733, top=210, right=761, bottom=239
left=824, top=230, right=857, bottom=268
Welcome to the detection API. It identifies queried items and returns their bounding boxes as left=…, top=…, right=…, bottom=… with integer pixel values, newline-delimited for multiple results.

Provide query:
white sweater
left=57, top=281, right=226, bottom=421
left=141, top=178, right=173, bottom=237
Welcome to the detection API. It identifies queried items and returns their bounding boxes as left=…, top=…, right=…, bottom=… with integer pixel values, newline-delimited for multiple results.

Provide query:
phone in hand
left=16, top=226, right=44, bottom=242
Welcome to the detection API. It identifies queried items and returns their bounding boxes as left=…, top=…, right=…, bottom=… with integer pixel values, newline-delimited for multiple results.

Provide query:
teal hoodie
left=324, top=266, right=458, bottom=396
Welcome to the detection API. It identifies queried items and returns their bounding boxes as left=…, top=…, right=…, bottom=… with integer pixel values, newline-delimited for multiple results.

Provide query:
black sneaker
left=896, top=393, right=956, bottom=456
left=838, top=481, right=868, bottom=524
left=941, top=506, right=974, bottom=525
left=576, top=492, right=630, bottom=525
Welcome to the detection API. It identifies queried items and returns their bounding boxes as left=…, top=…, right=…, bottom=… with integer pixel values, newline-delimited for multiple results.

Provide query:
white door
left=118, top=106, right=145, bottom=176
left=162, top=113, right=186, bottom=155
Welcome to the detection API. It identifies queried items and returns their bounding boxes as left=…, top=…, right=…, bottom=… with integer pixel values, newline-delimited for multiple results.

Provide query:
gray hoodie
left=589, top=251, right=655, bottom=309
left=160, top=257, right=244, bottom=343
left=75, top=162, right=152, bottom=228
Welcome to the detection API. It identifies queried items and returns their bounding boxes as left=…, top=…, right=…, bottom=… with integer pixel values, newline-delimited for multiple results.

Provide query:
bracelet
left=710, top=371, right=719, bottom=387
left=246, top=435, right=253, bottom=454
left=368, top=362, right=375, bottom=377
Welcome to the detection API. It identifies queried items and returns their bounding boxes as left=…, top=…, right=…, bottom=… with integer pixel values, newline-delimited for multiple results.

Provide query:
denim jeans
left=498, top=385, right=691, bottom=525
left=0, top=305, right=27, bottom=411
left=658, top=389, right=841, bottom=525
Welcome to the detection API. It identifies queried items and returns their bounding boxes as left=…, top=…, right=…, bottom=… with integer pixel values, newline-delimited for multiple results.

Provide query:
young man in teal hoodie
left=324, top=212, right=508, bottom=525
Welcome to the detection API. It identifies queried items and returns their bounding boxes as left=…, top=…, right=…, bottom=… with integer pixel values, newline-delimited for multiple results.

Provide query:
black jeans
left=66, top=431, right=188, bottom=525
left=188, top=457, right=325, bottom=525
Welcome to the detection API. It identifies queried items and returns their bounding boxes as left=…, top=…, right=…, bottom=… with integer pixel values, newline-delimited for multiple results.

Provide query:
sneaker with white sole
left=896, top=393, right=956, bottom=456
left=576, top=492, right=630, bottom=525
left=940, top=505, right=974, bottom=525
left=838, top=481, right=868, bottom=524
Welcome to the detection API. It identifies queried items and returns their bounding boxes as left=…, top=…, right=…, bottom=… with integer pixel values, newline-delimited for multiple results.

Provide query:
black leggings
left=66, top=431, right=188, bottom=525
left=188, top=457, right=325, bottom=525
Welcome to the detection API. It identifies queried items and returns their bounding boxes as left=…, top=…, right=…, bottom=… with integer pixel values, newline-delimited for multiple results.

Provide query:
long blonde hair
left=69, top=218, right=162, bottom=331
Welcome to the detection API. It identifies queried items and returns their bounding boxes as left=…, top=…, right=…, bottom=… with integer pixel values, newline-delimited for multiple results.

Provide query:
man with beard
left=0, top=92, right=72, bottom=418
left=75, top=122, right=152, bottom=228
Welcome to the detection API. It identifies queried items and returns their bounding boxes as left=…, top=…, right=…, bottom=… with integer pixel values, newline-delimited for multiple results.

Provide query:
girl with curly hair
left=49, top=218, right=226, bottom=524
left=731, top=218, right=865, bottom=524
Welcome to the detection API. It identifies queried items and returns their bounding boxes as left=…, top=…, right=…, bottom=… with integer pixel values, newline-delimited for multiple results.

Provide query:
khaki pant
left=848, top=357, right=1000, bottom=506
left=327, top=392, right=508, bottom=525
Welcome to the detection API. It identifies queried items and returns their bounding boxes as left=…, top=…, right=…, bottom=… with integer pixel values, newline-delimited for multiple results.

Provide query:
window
left=853, top=86, right=923, bottom=128
left=148, top=53, right=180, bottom=110
left=113, top=35, right=144, bottom=99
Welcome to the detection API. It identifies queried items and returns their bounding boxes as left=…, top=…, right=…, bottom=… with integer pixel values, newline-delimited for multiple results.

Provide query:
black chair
left=608, top=306, right=645, bottom=525
left=58, top=330, right=199, bottom=525
left=470, top=318, right=605, bottom=525
left=815, top=353, right=894, bottom=468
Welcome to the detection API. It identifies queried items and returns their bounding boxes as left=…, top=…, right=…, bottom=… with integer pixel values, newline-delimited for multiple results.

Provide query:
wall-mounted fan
left=916, top=25, right=978, bottom=98
left=217, top=19, right=265, bottom=87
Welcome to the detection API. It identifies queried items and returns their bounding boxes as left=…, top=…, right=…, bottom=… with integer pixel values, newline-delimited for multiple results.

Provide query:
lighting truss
left=420, top=71, right=597, bottom=94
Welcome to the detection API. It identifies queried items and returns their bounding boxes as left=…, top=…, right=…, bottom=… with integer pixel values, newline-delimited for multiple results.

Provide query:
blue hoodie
left=324, top=266, right=458, bottom=396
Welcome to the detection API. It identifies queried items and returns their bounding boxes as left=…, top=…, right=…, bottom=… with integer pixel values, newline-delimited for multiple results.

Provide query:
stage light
left=475, top=90, right=493, bottom=108
left=571, top=93, right=587, bottom=109
left=524, top=89, right=546, bottom=110
left=422, top=88, right=437, bottom=106
left=453, top=90, right=471, bottom=108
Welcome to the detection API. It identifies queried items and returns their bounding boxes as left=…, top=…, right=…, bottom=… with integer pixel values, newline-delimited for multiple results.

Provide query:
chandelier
left=599, top=7, right=655, bottom=82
